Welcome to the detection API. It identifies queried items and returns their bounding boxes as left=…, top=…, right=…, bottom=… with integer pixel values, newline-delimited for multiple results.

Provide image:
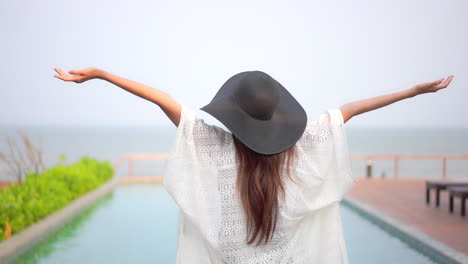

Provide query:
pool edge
left=342, top=196, right=468, bottom=264
left=0, top=177, right=121, bottom=263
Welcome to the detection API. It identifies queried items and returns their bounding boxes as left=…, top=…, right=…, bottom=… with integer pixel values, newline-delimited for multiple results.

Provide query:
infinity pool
left=9, top=185, right=440, bottom=264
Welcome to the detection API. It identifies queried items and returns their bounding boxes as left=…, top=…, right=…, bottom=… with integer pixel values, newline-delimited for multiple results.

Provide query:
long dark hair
left=233, top=135, right=297, bottom=246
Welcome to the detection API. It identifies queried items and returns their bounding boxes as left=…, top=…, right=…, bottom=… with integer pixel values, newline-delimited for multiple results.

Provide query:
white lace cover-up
left=163, top=104, right=357, bottom=264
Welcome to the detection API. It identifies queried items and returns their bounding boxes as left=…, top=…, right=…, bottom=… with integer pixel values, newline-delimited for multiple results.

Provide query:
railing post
left=366, top=160, right=373, bottom=178
left=442, top=157, right=447, bottom=179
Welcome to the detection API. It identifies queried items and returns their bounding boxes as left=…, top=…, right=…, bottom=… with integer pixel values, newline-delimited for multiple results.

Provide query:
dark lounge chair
left=425, top=180, right=468, bottom=207
left=448, top=186, right=468, bottom=216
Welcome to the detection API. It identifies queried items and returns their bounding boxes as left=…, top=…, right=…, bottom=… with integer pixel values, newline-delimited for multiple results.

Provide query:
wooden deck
left=347, top=177, right=468, bottom=256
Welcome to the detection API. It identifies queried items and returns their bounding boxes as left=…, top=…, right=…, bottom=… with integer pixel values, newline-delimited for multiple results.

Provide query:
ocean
left=0, top=125, right=467, bottom=181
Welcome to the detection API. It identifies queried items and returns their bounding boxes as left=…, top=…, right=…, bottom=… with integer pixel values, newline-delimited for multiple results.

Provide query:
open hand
left=53, top=67, right=102, bottom=83
left=412, top=75, right=454, bottom=95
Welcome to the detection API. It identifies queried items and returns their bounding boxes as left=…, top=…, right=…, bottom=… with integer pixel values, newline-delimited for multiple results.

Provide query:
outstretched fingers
left=53, top=68, right=82, bottom=82
left=433, top=75, right=454, bottom=90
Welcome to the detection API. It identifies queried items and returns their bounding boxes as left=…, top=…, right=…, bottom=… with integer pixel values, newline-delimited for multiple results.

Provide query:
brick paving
left=346, top=177, right=468, bottom=255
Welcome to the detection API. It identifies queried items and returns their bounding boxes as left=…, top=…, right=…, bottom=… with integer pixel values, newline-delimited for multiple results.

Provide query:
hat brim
left=200, top=84, right=307, bottom=155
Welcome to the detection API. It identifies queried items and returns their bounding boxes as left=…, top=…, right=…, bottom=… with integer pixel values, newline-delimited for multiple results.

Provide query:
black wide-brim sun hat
left=200, top=70, right=307, bottom=155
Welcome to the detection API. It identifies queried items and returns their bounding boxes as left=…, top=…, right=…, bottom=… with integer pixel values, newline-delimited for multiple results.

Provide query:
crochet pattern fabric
left=164, top=105, right=357, bottom=264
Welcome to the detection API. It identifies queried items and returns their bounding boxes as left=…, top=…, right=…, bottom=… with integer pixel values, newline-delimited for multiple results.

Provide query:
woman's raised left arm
left=339, top=75, right=454, bottom=124
left=54, top=67, right=182, bottom=127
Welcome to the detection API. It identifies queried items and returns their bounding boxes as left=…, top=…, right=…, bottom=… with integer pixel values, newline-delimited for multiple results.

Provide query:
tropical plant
left=0, top=156, right=114, bottom=241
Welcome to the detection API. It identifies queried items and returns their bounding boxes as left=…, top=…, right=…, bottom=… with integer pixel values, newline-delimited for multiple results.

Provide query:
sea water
left=0, top=125, right=467, bottom=181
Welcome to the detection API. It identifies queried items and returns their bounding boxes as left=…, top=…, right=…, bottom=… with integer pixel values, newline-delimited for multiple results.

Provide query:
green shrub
left=0, top=156, right=114, bottom=241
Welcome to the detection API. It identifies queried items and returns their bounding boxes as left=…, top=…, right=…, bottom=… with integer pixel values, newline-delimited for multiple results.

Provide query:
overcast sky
left=1, top=0, right=467, bottom=128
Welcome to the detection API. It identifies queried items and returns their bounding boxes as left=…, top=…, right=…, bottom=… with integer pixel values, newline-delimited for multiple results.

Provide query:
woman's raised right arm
left=54, top=67, right=182, bottom=127
left=339, top=75, right=454, bottom=124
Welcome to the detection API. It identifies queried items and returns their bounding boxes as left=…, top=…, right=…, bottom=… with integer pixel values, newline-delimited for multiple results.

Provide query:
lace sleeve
left=163, top=105, right=222, bottom=246
left=283, top=109, right=356, bottom=219
left=192, top=117, right=234, bottom=168
left=322, top=108, right=356, bottom=200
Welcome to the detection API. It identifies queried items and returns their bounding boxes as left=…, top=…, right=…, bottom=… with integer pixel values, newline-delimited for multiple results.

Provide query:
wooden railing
left=350, top=154, right=468, bottom=178
left=113, top=153, right=169, bottom=177
left=113, top=153, right=468, bottom=179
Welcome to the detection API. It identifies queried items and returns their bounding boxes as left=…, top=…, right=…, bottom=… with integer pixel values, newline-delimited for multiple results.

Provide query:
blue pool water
left=9, top=184, right=440, bottom=264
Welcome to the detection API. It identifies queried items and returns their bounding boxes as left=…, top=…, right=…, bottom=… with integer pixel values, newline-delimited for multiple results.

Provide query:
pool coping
left=0, top=176, right=121, bottom=263
left=342, top=196, right=468, bottom=264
